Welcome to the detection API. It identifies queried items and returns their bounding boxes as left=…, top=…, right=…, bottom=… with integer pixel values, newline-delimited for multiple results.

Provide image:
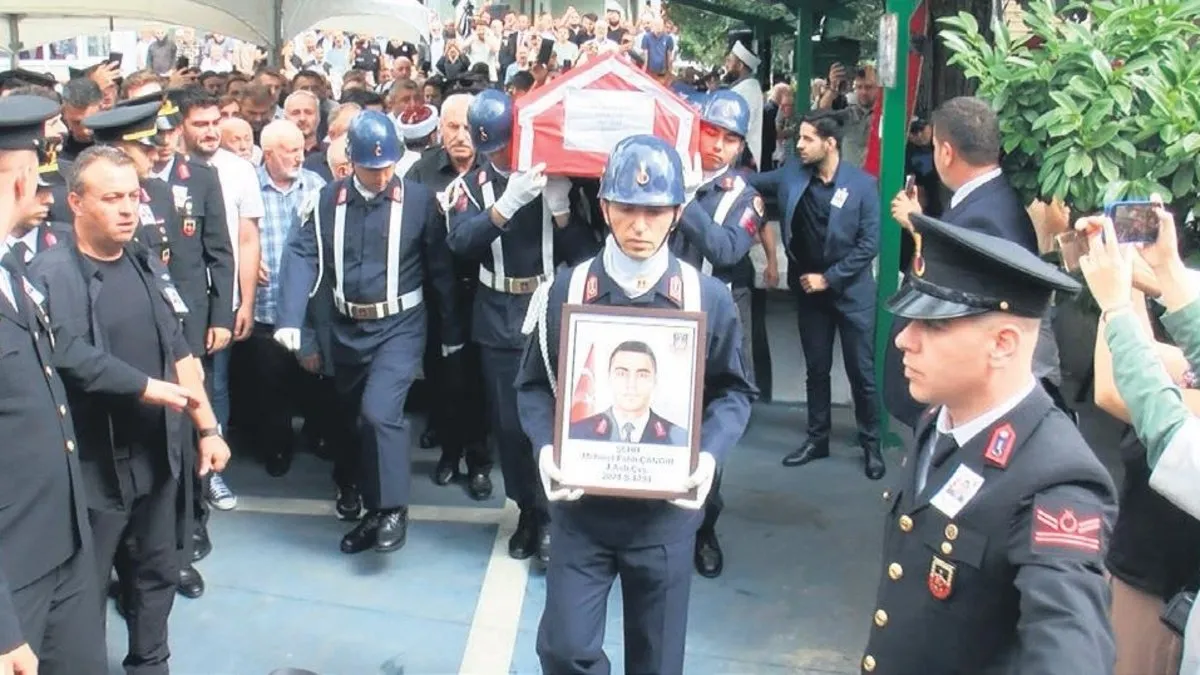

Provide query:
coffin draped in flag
left=512, top=54, right=700, bottom=178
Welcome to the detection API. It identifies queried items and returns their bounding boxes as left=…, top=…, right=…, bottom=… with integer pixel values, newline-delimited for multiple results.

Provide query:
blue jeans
left=206, top=347, right=231, bottom=432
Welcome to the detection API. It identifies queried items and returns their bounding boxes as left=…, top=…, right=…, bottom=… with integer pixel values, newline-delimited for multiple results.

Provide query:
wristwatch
left=198, top=426, right=222, bottom=439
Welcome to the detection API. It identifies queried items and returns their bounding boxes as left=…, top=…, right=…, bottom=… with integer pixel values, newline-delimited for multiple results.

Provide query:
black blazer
left=942, top=173, right=1038, bottom=254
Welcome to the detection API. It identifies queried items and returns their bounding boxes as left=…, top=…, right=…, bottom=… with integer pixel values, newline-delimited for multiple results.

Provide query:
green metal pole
left=874, top=0, right=917, bottom=450
left=792, top=6, right=813, bottom=114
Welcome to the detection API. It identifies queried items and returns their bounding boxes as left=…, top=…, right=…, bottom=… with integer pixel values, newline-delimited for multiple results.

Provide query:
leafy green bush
left=939, top=0, right=1200, bottom=220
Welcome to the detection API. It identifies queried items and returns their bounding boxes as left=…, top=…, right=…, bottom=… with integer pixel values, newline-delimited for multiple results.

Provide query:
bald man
left=406, top=92, right=493, bottom=498
left=219, top=117, right=258, bottom=165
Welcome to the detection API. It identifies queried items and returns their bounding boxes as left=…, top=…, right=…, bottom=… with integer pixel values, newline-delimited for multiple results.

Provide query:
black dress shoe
left=694, top=529, right=723, bottom=578
left=265, top=450, right=293, bottom=477
left=420, top=427, right=440, bottom=449
left=192, top=527, right=212, bottom=563
left=864, top=445, right=887, bottom=481
left=336, top=485, right=362, bottom=521
left=782, top=439, right=830, bottom=467
left=535, top=523, right=551, bottom=567
left=341, top=511, right=382, bottom=554
left=433, top=456, right=458, bottom=486
left=374, top=508, right=408, bottom=553
left=466, top=469, right=493, bottom=501
left=177, top=565, right=204, bottom=599
left=508, top=511, right=537, bottom=560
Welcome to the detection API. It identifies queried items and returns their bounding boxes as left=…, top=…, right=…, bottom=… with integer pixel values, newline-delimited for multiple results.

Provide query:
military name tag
left=162, top=286, right=190, bottom=315
left=930, top=464, right=985, bottom=519
left=138, top=204, right=156, bottom=226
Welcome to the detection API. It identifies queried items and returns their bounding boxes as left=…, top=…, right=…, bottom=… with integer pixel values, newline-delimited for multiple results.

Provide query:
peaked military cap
left=118, top=91, right=181, bottom=131
left=888, top=214, right=1081, bottom=320
left=83, top=101, right=163, bottom=146
left=0, top=68, right=58, bottom=91
left=37, top=140, right=64, bottom=188
left=0, top=95, right=60, bottom=152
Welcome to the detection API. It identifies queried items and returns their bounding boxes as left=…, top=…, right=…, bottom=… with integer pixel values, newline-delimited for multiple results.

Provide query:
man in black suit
left=568, top=341, right=689, bottom=447
left=747, top=112, right=885, bottom=480
left=0, top=95, right=194, bottom=675
left=888, top=96, right=1063, bottom=428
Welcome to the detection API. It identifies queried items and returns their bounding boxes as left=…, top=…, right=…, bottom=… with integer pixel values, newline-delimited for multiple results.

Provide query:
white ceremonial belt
left=333, top=288, right=424, bottom=320
left=478, top=267, right=550, bottom=295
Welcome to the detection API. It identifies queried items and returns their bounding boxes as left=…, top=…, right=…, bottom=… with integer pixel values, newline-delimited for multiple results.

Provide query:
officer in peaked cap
left=447, top=88, right=595, bottom=568
left=6, top=139, right=73, bottom=264
left=0, top=68, right=58, bottom=94
left=513, top=134, right=757, bottom=674
left=861, top=214, right=1117, bottom=675
left=0, top=94, right=194, bottom=675
left=668, top=87, right=766, bottom=580
left=276, top=109, right=461, bottom=556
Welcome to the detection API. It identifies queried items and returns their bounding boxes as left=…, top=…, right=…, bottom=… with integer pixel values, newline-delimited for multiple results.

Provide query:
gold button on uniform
left=887, top=563, right=903, bottom=580
left=882, top=490, right=891, bottom=501
left=941, top=542, right=953, bottom=555
left=873, top=609, right=888, bottom=627
left=65, top=440, right=75, bottom=452
left=945, top=524, right=959, bottom=540
left=898, top=515, right=913, bottom=532
left=863, top=655, right=877, bottom=672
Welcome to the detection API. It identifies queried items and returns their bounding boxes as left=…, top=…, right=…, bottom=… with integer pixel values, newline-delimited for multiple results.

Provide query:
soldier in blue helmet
left=446, top=88, right=595, bottom=567
left=275, top=109, right=461, bottom=554
left=514, top=134, right=757, bottom=674
left=669, top=87, right=777, bottom=579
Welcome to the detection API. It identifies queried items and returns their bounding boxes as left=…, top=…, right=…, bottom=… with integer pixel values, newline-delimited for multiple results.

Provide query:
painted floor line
left=233, top=496, right=507, bottom=525
left=459, top=500, right=530, bottom=675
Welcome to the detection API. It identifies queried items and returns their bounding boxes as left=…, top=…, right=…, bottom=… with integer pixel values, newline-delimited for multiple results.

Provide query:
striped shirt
left=255, top=165, right=325, bottom=325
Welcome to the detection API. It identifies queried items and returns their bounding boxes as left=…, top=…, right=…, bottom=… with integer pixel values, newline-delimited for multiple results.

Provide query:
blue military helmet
left=467, top=89, right=513, bottom=154
left=701, top=89, right=750, bottom=138
left=347, top=110, right=402, bottom=169
left=598, top=135, right=685, bottom=207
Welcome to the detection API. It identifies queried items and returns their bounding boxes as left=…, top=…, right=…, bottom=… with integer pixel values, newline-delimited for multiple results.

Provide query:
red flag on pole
left=570, top=345, right=597, bottom=422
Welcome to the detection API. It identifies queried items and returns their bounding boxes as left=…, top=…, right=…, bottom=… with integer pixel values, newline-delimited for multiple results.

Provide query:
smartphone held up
left=1106, top=200, right=1160, bottom=244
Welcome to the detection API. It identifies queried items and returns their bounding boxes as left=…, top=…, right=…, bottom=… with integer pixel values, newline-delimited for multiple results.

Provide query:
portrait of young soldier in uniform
left=568, top=340, right=690, bottom=446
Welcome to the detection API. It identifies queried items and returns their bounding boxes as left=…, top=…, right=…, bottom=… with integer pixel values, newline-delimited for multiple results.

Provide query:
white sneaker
left=206, top=473, right=238, bottom=511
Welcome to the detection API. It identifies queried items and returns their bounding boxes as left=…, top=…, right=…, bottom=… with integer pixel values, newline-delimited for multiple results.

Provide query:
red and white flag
left=570, top=345, right=597, bottom=423
left=512, top=53, right=700, bottom=178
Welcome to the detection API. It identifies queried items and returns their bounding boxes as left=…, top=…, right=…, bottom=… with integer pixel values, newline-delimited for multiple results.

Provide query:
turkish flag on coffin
left=511, top=54, right=701, bottom=178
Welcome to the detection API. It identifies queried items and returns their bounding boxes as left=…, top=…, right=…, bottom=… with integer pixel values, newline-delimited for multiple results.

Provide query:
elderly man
left=219, top=116, right=258, bottom=164
left=408, top=92, right=492, bottom=499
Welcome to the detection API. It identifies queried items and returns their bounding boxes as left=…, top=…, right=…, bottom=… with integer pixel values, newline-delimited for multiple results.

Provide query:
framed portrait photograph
left=552, top=304, right=708, bottom=500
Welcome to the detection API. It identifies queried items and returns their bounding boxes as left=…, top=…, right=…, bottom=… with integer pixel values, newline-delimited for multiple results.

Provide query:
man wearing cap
left=395, top=103, right=438, bottom=178
left=447, top=89, right=595, bottom=565
left=7, top=139, right=73, bottom=263
left=860, top=214, right=1117, bottom=674
left=514, top=134, right=756, bottom=674
left=407, top=92, right=493, bottom=500
left=275, top=110, right=461, bottom=554
left=724, top=40, right=763, bottom=171
left=670, top=89, right=768, bottom=578
left=0, top=94, right=196, bottom=675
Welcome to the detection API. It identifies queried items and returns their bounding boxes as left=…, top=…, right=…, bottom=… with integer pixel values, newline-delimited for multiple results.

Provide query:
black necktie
left=930, top=432, right=960, bottom=471
left=10, top=240, right=30, bottom=265
left=0, top=250, right=32, bottom=324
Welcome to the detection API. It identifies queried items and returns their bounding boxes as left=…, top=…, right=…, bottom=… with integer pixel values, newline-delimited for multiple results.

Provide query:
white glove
left=538, top=444, right=584, bottom=502
left=682, top=152, right=704, bottom=205
left=273, top=328, right=301, bottom=352
left=441, top=343, right=464, bottom=357
left=493, top=163, right=548, bottom=221
left=543, top=176, right=572, bottom=217
left=669, top=452, right=717, bottom=510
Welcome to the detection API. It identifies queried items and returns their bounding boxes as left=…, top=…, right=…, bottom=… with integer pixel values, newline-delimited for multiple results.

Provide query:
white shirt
left=612, top=410, right=650, bottom=443
left=730, top=77, right=764, bottom=171
left=0, top=243, right=15, bottom=309
left=397, top=150, right=422, bottom=179
left=949, top=167, right=1003, bottom=210
left=916, top=377, right=1037, bottom=492
left=7, top=229, right=40, bottom=263
left=151, top=155, right=175, bottom=183
left=208, top=148, right=266, bottom=310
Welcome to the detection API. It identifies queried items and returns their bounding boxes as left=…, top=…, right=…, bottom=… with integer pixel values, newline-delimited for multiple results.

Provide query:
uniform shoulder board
left=477, top=169, right=488, bottom=186
left=668, top=275, right=683, bottom=306
left=583, top=275, right=599, bottom=303
left=752, top=194, right=765, bottom=217
left=720, top=176, right=734, bottom=190
left=140, top=187, right=151, bottom=203
left=653, top=420, right=666, bottom=439
left=177, top=161, right=190, bottom=181
left=336, top=184, right=349, bottom=205
left=389, top=185, right=402, bottom=202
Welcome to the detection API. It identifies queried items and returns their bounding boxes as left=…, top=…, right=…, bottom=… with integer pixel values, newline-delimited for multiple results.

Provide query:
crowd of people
left=0, top=3, right=1197, bottom=674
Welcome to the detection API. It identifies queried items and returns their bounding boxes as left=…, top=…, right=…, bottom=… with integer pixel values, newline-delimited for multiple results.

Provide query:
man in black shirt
left=29, top=145, right=230, bottom=674
left=407, top=92, right=493, bottom=500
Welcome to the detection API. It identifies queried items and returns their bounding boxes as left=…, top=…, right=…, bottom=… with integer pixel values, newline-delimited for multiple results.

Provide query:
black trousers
left=9, top=550, right=106, bottom=675
left=793, top=287, right=880, bottom=448
left=481, top=345, right=544, bottom=515
left=435, top=343, right=492, bottom=472
left=92, top=456, right=179, bottom=675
